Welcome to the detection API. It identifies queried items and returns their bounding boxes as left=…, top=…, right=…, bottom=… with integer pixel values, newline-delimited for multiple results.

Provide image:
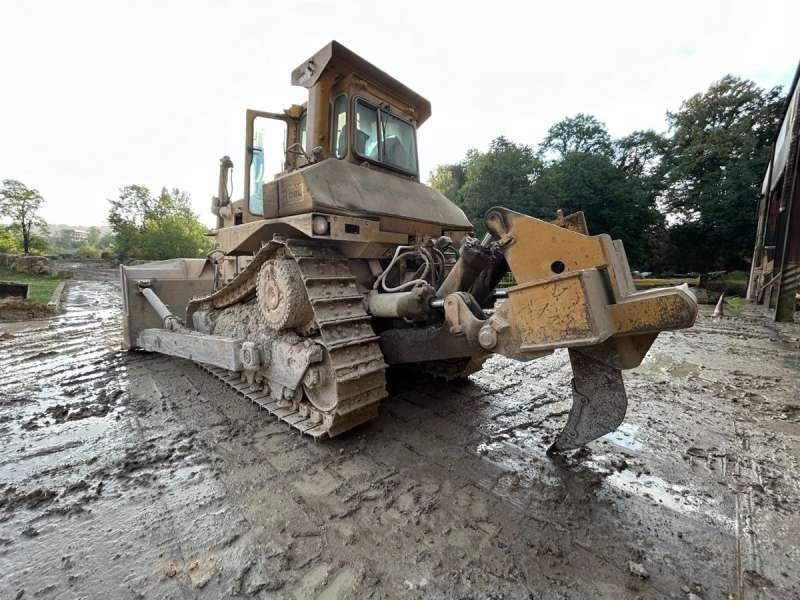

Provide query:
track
left=189, top=239, right=387, bottom=437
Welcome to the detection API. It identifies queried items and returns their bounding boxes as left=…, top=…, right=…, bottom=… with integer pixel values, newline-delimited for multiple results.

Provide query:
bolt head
left=478, top=325, right=498, bottom=350
left=304, top=367, right=321, bottom=388
left=240, top=342, right=260, bottom=369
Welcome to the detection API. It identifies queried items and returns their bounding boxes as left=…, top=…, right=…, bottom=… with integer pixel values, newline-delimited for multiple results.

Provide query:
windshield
left=354, top=99, right=417, bottom=175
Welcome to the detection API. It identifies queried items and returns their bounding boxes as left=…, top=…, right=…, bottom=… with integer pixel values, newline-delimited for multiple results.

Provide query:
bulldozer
left=121, top=41, right=697, bottom=453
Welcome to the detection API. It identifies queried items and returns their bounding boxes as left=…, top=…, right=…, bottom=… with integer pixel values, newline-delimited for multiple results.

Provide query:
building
left=747, top=60, right=800, bottom=322
left=63, top=229, right=88, bottom=243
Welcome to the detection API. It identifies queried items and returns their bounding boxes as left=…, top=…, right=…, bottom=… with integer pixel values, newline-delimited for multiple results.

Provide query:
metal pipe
left=368, top=286, right=432, bottom=320
left=430, top=288, right=506, bottom=310
left=139, top=284, right=183, bottom=331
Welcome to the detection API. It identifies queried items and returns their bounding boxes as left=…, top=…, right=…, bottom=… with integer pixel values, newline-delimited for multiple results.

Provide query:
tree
left=661, top=75, right=784, bottom=270
left=534, top=116, right=665, bottom=268
left=86, top=226, right=102, bottom=246
left=457, top=137, right=542, bottom=233
left=429, top=164, right=464, bottom=201
left=0, top=179, right=47, bottom=254
left=108, top=185, right=213, bottom=260
left=540, top=114, right=614, bottom=159
left=0, top=225, right=22, bottom=253
left=614, top=130, right=669, bottom=180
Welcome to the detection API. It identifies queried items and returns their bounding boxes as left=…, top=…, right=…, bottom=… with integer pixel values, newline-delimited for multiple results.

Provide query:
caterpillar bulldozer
left=121, top=41, right=697, bottom=453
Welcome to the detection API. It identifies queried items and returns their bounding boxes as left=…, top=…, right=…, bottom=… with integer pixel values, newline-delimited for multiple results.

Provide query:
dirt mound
left=0, top=298, right=55, bottom=321
left=11, top=255, right=53, bottom=275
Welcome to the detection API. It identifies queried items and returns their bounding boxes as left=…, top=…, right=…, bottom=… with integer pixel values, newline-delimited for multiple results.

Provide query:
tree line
left=0, top=179, right=212, bottom=260
left=430, top=75, right=784, bottom=273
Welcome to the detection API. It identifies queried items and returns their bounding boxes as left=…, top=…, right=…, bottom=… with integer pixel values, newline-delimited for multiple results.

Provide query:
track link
left=201, top=364, right=332, bottom=438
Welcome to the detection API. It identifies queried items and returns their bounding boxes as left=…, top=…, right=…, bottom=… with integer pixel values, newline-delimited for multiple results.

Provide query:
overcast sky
left=2, top=0, right=799, bottom=228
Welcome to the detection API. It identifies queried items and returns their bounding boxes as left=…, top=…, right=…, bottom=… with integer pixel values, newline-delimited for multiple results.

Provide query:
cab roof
left=291, top=41, right=432, bottom=125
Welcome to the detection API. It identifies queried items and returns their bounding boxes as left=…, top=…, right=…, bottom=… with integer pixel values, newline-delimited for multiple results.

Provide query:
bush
left=77, top=243, right=103, bottom=258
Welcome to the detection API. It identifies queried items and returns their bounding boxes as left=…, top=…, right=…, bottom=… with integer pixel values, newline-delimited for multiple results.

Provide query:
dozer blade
left=547, top=349, right=627, bottom=454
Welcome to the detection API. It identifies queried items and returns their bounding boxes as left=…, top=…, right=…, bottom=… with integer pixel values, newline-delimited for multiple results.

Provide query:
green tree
left=429, top=164, right=464, bottom=201
left=108, top=185, right=213, bottom=260
left=86, top=226, right=102, bottom=246
left=540, top=114, right=614, bottom=159
left=0, top=179, right=47, bottom=254
left=456, top=137, right=542, bottom=233
left=661, top=75, right=784, bottom=270
left=614, top=130, right=669, bottom=180
left=0, top=225, right=22, bottom=253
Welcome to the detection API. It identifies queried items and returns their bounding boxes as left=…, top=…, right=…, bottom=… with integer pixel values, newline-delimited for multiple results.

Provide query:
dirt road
left=1, top=267, right=798, bottom=599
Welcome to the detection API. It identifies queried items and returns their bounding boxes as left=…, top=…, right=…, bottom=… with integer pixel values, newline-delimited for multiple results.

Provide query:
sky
left=1, top=0, right=799, bottom=228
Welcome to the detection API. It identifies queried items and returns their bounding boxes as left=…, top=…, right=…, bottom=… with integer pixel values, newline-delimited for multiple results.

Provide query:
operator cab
left=210, top=41, right=472, bottom=248
left=234, top=42, right=430, bottom=220
left=288, top=40, right=428, bottom=177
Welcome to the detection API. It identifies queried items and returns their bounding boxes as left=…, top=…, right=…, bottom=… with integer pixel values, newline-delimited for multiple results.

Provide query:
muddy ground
left=0, top=262, right=798, bottom=600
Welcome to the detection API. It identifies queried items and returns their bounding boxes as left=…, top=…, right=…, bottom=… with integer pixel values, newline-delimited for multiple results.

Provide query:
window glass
left=332, top=95, right=348, bottom=158
left=353, top=99, right=418, bottom=175
left=298, top=113, right=307, bottom=151
left=248, top=116, right=286, bottom=215
left=381, top=111, right=417, bottom=174
left=249, top=129, right=264, bottom=214
left=354, top=101, right=379, bottom=160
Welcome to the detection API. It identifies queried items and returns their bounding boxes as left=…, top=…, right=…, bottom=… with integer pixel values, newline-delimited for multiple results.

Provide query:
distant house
left=62, top=229, right=88, bottom=243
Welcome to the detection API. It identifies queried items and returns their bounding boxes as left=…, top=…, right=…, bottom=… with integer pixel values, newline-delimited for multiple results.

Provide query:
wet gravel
left=0, top=264, right=798, bottom=599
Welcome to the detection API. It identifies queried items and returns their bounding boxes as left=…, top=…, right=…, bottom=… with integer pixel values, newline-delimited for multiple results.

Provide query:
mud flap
left=547, top=348, right=628, bottom=454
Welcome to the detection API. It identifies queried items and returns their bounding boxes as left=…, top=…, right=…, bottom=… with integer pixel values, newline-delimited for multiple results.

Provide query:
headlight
left=312, top=215, right=330, bottom=235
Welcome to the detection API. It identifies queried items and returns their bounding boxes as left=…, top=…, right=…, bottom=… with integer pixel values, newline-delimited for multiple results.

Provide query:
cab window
left=332, top=94, right=348, bottom=158
left=354, top=100, right=379, bottom=160
left=298, top=112, right=307, bottom=151
left=382, top=111, right=417, bottom=173
left=353, top=98, right=417, bottom=175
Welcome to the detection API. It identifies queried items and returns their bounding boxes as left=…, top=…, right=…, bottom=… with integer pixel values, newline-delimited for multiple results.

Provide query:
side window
left=331, top=95, right=348, bottom=158
left=354, top=100, right=379, bottom=160
left=298, top=113, right=307, bottom=152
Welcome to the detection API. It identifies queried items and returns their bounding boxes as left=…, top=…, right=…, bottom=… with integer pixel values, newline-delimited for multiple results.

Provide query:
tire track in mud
left=0, top=277, right=129, bottom=470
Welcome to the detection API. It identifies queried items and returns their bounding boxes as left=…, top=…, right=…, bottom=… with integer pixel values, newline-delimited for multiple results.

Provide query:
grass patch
left=0, top=266, right=64, bottom=303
